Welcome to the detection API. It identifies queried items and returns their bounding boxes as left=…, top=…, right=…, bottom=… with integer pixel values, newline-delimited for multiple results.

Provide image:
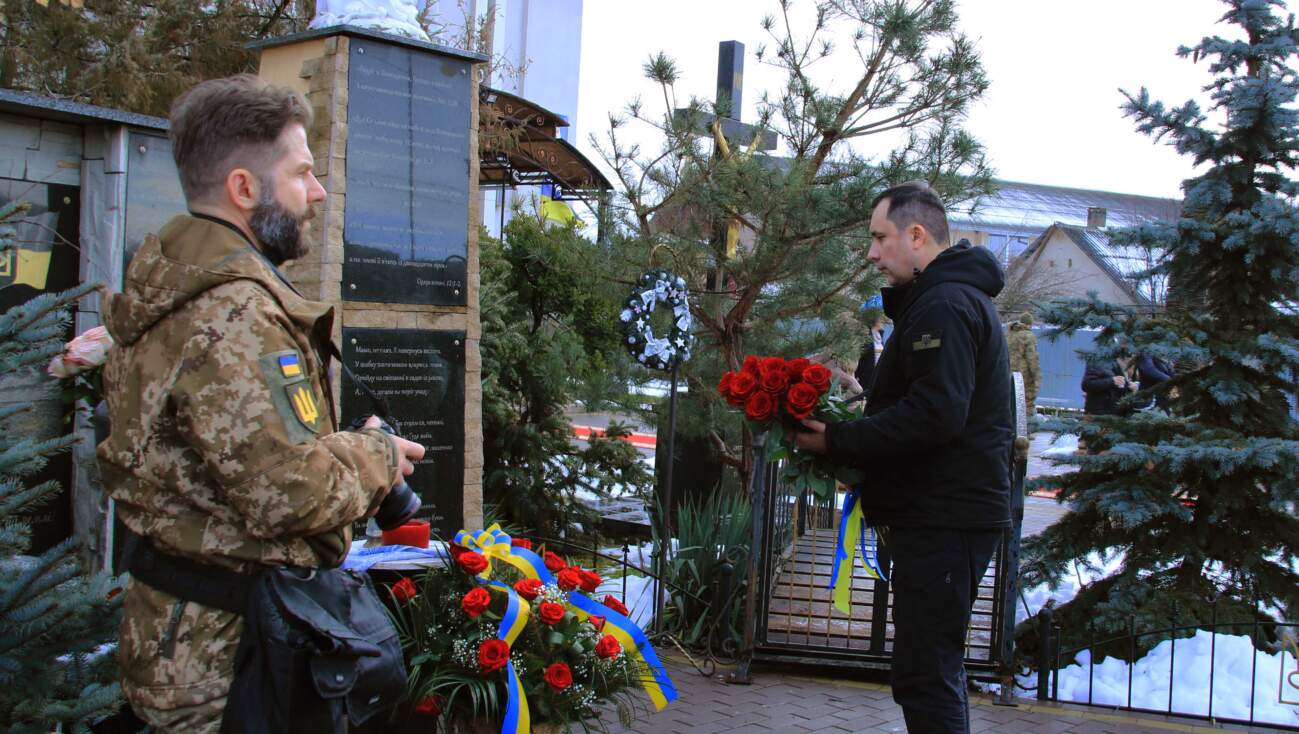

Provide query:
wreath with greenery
left=620, top=270, right=693, bottom=371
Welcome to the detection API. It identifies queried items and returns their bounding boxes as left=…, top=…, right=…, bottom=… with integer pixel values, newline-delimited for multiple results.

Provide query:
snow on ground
left=1027, top=630, right=1299, bottom=727
left=1040, top=432, right=1080, bottom=459
left=595, top=571, right=657, bottom=630
left=1016, top=550, right=1125, bottom=625
left=1009, top=550, right=1299, bottom=726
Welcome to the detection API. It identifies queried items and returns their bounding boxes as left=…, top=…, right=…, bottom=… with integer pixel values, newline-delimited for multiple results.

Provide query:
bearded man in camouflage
left=97, top=75, right=425, bottom=732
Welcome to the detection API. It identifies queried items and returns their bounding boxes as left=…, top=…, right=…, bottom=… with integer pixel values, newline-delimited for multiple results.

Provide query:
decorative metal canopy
left=478, top=86, right=612, bottom=204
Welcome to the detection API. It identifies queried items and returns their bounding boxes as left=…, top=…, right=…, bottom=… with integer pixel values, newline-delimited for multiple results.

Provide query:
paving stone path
left=600, top=657, right=1291, bottom=734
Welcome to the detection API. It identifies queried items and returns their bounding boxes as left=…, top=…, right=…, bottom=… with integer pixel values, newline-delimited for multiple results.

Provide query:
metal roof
left=0, top=88, right=167, bottom=130
left=950, top=179, right=1181, bottom=237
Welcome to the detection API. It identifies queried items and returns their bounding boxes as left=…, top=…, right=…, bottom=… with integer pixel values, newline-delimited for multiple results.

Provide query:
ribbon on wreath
left=452, top=525, right=677, bottom=718
left=828, top=488, right=888, bottom=615
left=453, top=526, right=532, bottom=734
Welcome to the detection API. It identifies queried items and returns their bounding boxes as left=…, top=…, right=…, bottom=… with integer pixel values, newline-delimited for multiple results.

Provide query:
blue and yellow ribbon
left=566, top=591, right=678, bottom=710
left=829, top=488, right=888, bottom=615
left=452, top=525, right=677, bottom=721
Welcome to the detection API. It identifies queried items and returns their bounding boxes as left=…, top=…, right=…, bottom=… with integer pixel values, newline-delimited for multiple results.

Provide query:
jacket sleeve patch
left=258, top=350, right=319, bottom=443
left=911, top=331, right=943, bottom=352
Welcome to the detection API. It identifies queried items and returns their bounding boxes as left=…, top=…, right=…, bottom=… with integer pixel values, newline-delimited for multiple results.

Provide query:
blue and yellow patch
left=278, top=354, right=302, bottom=378
left=259, top=349, right=321, bottom=442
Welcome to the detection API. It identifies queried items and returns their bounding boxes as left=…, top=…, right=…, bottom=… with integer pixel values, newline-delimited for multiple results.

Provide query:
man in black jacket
left=796, top=183, right=1012, bottom=734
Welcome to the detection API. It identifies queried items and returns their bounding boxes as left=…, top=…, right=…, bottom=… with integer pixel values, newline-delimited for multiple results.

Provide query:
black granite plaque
left=344, top=40, right=472, bottom=305
left=341, top=328, right=465, bottom=538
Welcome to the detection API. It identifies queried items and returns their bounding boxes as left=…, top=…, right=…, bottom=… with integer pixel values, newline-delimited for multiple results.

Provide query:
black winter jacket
left=824, top=244, right=1013, bottom=529
left=1081, top=361, right=1135, bottom=416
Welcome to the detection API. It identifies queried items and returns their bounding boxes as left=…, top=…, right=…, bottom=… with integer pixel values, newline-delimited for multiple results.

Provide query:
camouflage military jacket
left=1007, top=322, right=1041, bottom=392
left=98, top=215, right=396, bottom=572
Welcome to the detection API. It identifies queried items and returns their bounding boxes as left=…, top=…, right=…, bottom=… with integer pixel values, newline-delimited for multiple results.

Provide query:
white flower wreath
left=620, top=270, right=693, bottom=371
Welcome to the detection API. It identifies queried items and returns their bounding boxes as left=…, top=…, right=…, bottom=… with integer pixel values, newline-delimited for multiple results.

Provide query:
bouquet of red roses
left=717, top=355, right=863, bottom=501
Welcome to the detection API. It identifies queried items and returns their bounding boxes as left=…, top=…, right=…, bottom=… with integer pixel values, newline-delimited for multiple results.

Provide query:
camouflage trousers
left=119, top=578, right=243, bottom=734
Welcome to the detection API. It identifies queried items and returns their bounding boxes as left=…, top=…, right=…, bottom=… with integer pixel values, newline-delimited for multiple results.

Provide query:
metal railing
left=1035, top=603, right=1299, bottom=731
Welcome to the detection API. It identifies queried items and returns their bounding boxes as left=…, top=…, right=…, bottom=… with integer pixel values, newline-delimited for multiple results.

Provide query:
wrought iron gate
left=738, top=376, right=1029, bottom=680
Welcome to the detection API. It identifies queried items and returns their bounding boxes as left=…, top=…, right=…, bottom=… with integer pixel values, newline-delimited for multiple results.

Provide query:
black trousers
left=888, top=528, right=1002, bottom=734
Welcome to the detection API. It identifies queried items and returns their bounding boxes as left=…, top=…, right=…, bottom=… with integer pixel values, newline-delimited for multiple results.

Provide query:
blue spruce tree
left=0, top=201, right=122, bottom=731
left=1025, top=0, right=1299, bottom=650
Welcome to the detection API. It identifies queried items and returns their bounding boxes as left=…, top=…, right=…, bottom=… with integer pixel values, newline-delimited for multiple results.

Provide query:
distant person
left=854, top=296, right=887, bottom=395
left=1081, top=355, right=1140, bottom=416
left=1006, top=311, right=1041, bottom=413
left=1136, top=354, right=1175, bottom=409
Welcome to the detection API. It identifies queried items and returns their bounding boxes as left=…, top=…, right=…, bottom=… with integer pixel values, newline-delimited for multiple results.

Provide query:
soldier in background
left=1007, top=311, right=1041, bottom=413
left=96, top=75, right=424, bottom=732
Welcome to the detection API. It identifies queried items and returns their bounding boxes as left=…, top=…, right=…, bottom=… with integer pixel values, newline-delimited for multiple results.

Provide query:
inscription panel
left=341, top=328, right=465, bottom=537
left=344, top=41, right=472, bottom=305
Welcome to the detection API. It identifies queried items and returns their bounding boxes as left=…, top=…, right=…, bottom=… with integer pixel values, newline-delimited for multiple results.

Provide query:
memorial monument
left=251, top=9, right=486, bottom=537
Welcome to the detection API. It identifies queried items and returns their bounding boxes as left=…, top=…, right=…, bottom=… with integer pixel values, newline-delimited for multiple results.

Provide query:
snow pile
left=1040, top=433, right=1080, bottom=459
left=1011, top=551, right=1299, bottom=726
left=310, top=0, right=429, bottom=40
left=1030, top=631, right=1299, bottom=727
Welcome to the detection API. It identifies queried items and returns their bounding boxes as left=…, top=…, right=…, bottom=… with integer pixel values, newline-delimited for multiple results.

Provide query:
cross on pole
left=673, top=41, right=776, bottom=151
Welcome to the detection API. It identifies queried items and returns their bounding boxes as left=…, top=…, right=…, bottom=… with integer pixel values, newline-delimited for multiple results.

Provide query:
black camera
left=350, top=415, right=421, bottom=531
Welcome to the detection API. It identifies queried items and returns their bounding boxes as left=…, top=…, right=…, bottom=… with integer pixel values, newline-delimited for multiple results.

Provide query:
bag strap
left=123, top=527, right=257, bottom=614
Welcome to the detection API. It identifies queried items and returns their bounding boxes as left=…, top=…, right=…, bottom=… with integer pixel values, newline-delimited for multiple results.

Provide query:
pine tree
left=592, top=0, right=994, bottom=493
left=0, top=1, right=316, bottom=116
left=0, top=201, right=122, bottom=732
left=480, top=215, right=652, bottom=536
left=1025, top=0, right=1299, bottom=651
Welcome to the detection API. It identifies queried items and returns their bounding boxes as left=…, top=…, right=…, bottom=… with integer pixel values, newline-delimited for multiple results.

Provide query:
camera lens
left=373, top=481, right=421, bottom=531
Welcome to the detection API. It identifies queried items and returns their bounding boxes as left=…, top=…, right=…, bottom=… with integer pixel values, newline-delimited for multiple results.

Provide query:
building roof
left=478, top=85, right=612, bottom=200
left=1019, top=223, right=1167, bottom=306
left=950, top=179, right=1181, bottom=237
left=0, top=88, right=168, bottom=130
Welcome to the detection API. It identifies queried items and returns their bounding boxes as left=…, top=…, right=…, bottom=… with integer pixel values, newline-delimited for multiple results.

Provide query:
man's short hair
left=168, top=74, right=313, bottom=203
left=870, top=182, right=950, bottom=247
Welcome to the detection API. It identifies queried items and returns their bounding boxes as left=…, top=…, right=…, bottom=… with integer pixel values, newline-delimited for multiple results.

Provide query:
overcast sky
left=576, top=0, right=1269, bottom=200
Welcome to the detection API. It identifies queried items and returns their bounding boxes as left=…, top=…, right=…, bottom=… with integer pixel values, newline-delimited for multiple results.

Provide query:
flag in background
left=539, top=184, right=582, bottom=227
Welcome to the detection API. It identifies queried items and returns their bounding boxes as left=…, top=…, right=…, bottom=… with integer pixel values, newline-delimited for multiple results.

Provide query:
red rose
left=717, top=371, right=734, bottom=398
left=741, top=355, right=761, bottom=376
left=785, top=357, right=811, bottom=382
left=556, top=567, right=583, bottom=591
left=758, top=356, right=786, bottom=377
left=414, top=695, right=442, bottom=716
left=759, top=366, right=789, bottom=395
left=744, top=390, right=777, bottom=423
left=457, top=551, right=489, bottom=575
left=602, top=594, right=630, bottom=616
left=587, top=614, right=606, bottom=631
left=511, top=537, right=533, bottom=551
left=461, top=586, right=491, bottom=618
left=802, top=363, right=832, bottom=394
left=390, top=577, right=417, bottom=603
left=727, top=371, right=758, bottom=406
left=543, top=551, right=567, bottom=573
left=785, top=382, right=820, bottom=420
left=514, top=578, right=542, bottom=601
left=577, top=569, right=602, bottom=594
left=448, top=543, right=469, bottom=560
left=543, top=662, right=573, bottom=691
left=595, top=634, right=622, bottom=659
left=538, top=601, right=566, bottom=625
left=478, top=639, right=510, bottom=673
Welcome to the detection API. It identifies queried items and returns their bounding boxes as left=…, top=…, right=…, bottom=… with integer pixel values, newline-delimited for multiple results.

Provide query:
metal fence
left=1035, top=604, right=1299, bottom=731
